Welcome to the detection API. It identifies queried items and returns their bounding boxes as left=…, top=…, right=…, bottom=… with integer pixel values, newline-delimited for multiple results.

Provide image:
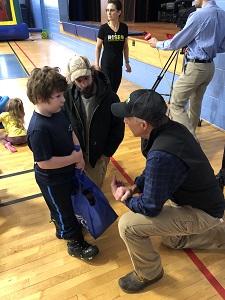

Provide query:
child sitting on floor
left=0, top=98, right=27, bottom=152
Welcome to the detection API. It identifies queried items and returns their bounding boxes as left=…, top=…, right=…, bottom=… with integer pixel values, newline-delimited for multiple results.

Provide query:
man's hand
left=148, top=37, right=158, bottom=48
left=111, top=175, right=132, bottom=203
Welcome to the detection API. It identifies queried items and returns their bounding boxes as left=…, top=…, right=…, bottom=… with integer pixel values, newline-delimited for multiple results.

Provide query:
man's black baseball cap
left=111, top=89, right=167, bottom=123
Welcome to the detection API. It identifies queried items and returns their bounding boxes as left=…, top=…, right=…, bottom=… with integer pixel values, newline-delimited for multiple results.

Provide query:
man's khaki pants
left=170, top=61, right=215, bottom=138
left=119, top=202, right=224, bottom=280
left=84, top=154, right=110, bottom=188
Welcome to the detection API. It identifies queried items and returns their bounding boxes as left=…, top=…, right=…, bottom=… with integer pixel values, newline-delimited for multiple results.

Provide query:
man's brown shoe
left=118, top=269, right=164, bottom=293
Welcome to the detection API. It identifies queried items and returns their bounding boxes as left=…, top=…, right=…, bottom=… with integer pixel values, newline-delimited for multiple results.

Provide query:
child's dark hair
left=27, top=66, right=68, bottom=105
left=108, top=0, right=122, bottom=11
left=6, top=98, right=25, bottom=129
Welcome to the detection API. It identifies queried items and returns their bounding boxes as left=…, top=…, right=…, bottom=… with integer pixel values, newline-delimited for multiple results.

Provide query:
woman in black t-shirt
left=95, top=0, right=131, bottom=93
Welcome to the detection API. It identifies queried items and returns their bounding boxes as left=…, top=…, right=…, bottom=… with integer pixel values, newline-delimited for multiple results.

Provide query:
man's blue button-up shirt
left=156, top=1, right=225, bottom=60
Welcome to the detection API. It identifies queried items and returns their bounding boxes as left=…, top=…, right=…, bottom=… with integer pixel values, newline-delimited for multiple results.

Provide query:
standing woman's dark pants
left=101, top=65, right=122, bottom=93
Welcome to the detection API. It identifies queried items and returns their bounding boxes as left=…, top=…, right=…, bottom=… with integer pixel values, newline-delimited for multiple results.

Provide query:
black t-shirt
left=98, top=22, right=128, bottom=67
left=27, top=110, right=75, bottom=182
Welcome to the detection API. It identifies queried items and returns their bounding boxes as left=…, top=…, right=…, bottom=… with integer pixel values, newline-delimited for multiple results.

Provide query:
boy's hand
left=71, top=149, right=83, bottom=164
left=76, top=158, right=85, bottom=170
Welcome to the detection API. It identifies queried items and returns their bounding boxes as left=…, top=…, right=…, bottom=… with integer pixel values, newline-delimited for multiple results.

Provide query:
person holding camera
left=149, top=0, right=225, bottom=139
left=110, top=89, right=225, bottom=293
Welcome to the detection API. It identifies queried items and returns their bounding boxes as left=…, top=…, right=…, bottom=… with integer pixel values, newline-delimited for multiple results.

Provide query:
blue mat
left=0, top=54, right=28, bottom=79
left=62, top=21, right=144, bottom=41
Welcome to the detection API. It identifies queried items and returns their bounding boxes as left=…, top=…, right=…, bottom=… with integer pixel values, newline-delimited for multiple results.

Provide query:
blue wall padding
left=62, top=22, right=97, bottom=40
left=62, top=22, right=77, bottom=35
left=76, top=25, right=98, bottom=40
left=28, top=28, right=42, bottom=32
left=62, top=21, right=143, bottom=42
left=0, top=96, right=9, bottom=114
left=0, top=23, right=29, bottom=41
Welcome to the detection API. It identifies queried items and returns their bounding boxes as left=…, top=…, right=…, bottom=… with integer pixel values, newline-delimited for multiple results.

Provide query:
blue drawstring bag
left=71, top=169, right=118, bottom=239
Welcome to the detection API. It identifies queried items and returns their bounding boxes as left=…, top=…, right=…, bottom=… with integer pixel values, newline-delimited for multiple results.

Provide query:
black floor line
left=0, top=169, right=34, bottom=179
left=0, top=193, right=42, bottom=207
left=8, top=41, right=30, bottom=76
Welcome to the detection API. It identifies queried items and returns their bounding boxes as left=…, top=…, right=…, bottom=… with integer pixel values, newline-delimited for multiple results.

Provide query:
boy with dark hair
left=27, top=66, right=99, bottom=260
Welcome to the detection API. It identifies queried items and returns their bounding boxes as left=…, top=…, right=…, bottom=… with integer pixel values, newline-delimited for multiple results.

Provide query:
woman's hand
left=125, top=63, right=132, bottom=73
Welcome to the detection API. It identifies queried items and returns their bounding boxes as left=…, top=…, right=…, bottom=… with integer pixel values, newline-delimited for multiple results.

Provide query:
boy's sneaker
left=67, top=239, right=99, bottom=260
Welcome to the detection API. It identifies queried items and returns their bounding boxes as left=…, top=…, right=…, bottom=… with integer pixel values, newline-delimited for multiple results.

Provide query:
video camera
left=159, top=0, right=195, bottom=29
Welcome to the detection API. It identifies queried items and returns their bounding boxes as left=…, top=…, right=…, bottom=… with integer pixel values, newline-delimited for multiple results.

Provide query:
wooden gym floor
left=0, top=27, right=225, bottom=299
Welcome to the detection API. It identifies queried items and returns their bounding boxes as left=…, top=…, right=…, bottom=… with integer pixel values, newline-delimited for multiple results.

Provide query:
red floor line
left=110, top=156, right=225, bottom=299
left=13, top=41, right=37, bottom=69
left=110, top=157, right=134, bottom=185
left=184, top=249, right=225, bottom=298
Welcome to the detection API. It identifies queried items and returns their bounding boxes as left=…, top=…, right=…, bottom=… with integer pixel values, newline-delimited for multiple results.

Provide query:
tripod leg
left=168, top=51, right=180, bottom=104
left=168, top=52, right=187, bottom=104
left=152, top=50, right=179, bottom=91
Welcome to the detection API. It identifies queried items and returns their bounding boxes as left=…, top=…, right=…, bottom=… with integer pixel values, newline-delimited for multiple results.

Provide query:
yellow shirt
left=0, top=112, right=26, bottom=137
